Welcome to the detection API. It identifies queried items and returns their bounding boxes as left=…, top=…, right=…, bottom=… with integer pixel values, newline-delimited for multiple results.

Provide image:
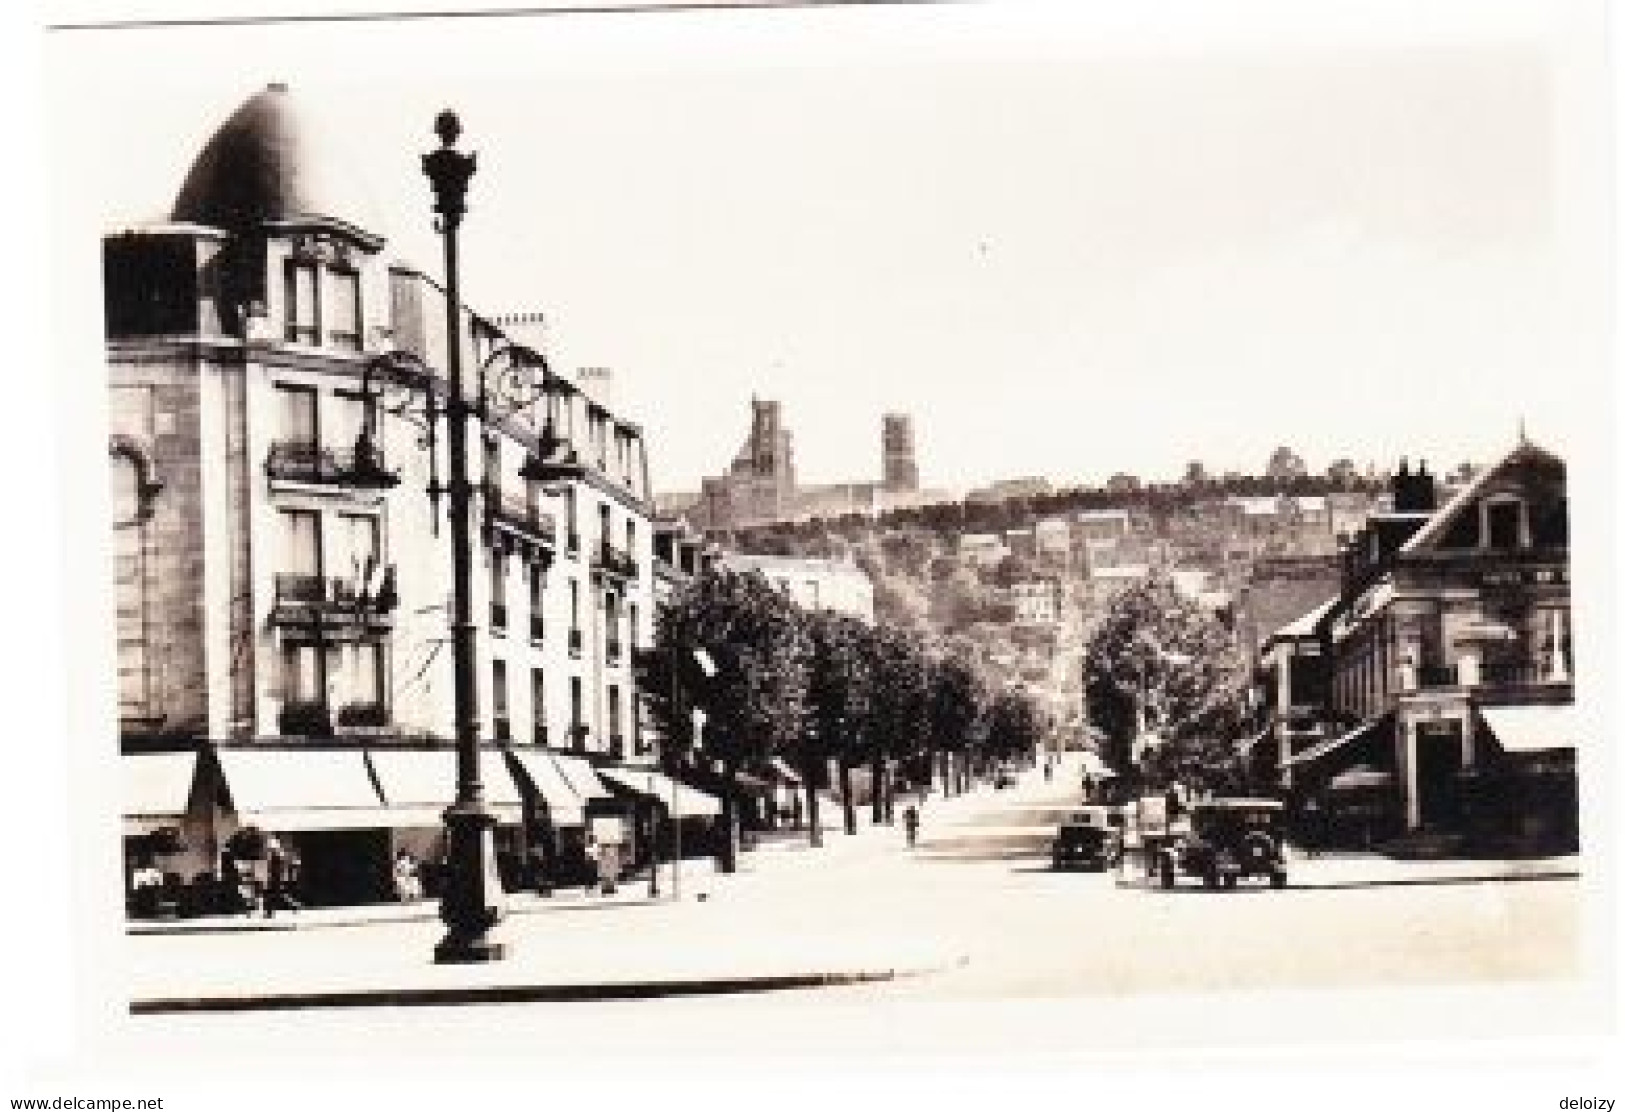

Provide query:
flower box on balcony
left=279, top=700, right=333, bottom=737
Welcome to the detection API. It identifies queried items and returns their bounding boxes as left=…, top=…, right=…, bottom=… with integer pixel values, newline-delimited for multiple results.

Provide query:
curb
left=129, top=957, right=969, bottom=1014
left=127, top=892, right=675, bottom=936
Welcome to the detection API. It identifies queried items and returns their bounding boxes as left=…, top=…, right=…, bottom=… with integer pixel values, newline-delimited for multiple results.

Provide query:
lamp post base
left=434, top=799, right=508, bottom=964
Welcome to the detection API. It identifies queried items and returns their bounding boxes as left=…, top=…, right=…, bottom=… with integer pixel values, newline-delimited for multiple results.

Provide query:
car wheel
left=1158, top=857, right=1176, bottom=890
left=1270, top=871, right=1287, bottom=889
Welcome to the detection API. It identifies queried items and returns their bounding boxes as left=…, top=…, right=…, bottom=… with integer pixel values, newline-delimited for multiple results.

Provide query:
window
left=327, top=268, right=361, bottom=350
left=330, top=391, right=371, bottom=455
left=569, top=579, right=579, bottom=629
left=335, top=513, right=379, bottom=596
left=483, top=437, right=501, bottom=492
left=569, top=676, right=584, bottom=745
left=563, top=487, right=579, bottom=549
left=282, top=509, right=322, bottom=577
left=531, top=668, right=547, bottom=743
left=608, top=684, right=621, bottom=745
left=492, top=659, right=510, bottom=740
left=627, top=602, right=639, bottom=649
left=277, top=385, right=318, bottom=446
left=1486, top=499, right=1525, bottom=550
left=490, top=550, right=508, bottom=630
left=625, top=519, right=637, bottom=557
left=598, top=503, right=612, bottom=551
left=282, top=642, right=326, bottom=704
left=284, top=261, right=320, bottom=344
left=529, top=564, right=545, bottom=642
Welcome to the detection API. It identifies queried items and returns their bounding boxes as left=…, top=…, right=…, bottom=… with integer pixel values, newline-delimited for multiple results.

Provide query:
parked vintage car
left=1051, top=805, right=1123, bottom=870
left=1151, top=798, right=1287, bottom=890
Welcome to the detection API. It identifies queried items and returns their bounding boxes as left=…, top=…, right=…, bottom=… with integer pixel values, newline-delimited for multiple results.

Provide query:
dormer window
left=1483, top=496, right=1528, bottom=550
left=285, top=260, right=320, bottom=345
left=328, top=267, right=361, bottom=350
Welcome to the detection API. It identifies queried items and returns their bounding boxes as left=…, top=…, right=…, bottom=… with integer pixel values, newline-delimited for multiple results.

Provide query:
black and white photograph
left=8, top=0, right=1621, bottom=1105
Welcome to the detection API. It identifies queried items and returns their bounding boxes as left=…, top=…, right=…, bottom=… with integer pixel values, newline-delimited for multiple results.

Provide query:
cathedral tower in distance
left=882, top=413, right=919, bottom=493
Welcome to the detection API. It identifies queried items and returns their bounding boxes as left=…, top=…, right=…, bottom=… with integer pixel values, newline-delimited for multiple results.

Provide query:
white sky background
left=46, top=0, right=1610, bottom=495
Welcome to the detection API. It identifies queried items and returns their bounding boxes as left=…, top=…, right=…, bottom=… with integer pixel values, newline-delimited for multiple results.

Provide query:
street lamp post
left=423, top=110, right=507, bottom=964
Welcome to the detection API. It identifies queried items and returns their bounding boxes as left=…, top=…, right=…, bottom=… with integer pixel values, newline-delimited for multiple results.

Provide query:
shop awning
left=123, top=751, right=197, bottom=836
left=1283, top=715, right=1386, bottom=768
left=505, top=749, right=586, bottom=826
left=550, top=752, right=613, bottom=803
left=215, top=748, right=386, bottom=832
left=1078, top=750, right=1117, bottom=778
left=599, top=767, right=722, bottom=819
left=366, top=748, right=523, bottom=826
left=1480, top=703, right=1577, bottom=754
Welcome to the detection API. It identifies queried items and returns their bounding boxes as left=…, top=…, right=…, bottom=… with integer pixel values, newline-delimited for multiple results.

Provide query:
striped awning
left=367, top=748, right=523, bottom=825
left=598, top=767, right=722, bottom=818
left=505, top=749, right=587, bottom=826
left=215, top=748, right=386, bottom=831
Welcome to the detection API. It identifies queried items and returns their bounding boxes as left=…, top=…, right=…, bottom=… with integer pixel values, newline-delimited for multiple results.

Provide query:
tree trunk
left=717, top=766, right=740, bottom=873
left=883, top=764, right=896, bottom=824
left=801, top=758, right=823, bottom=848
left=870, top=752, right=885, bottom=825
left=839, top=761, right=857, bottom=835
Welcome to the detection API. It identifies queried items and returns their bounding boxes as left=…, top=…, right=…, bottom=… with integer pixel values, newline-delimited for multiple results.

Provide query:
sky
left=45, top=0, right=1611, bottom=497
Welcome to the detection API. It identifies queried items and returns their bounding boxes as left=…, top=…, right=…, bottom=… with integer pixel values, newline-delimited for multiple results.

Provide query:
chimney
left=1390, top=456, right=1438, bottom=513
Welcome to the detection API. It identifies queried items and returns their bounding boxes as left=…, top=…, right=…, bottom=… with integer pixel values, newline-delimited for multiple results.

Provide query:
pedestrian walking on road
left=903, top=804, right=920, bottom=848
left=1043, top=758, right=1053, bottom=783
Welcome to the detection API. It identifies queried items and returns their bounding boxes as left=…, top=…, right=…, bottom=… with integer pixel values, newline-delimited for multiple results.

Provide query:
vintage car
left=1051, top=805, right=1123, bottom=870
left=1151, top=798, right=1287, bottom=890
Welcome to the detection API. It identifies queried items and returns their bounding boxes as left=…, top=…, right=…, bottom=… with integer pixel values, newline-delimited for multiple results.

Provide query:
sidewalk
left=1281, top=848, right=1580, bottom=890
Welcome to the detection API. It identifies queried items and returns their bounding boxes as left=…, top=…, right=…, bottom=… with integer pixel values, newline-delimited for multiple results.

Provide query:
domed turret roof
left=171, top=82, right=385, bottom=241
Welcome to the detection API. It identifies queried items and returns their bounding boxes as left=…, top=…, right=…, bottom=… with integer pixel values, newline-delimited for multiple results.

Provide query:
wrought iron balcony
left=271, top=573, right=396, bottom=629
left=568, top=723, right=589, bottom=751
left=591, top=542, right=638, bottom=582
left=486, top=485, right=558, bottom=543
left=266, top=439, right=398, bottom=489
left=335, top=701, right=390, bottom=731
left=279, top=700, right=333, bottom=738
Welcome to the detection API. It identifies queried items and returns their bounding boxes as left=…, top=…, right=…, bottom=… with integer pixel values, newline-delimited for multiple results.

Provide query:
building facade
left=1255, top=446, right=1576, bottom=853
left=111, top=84, right=672, bottom=907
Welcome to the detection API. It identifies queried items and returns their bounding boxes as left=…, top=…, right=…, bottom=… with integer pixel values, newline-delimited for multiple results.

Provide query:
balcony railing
left=1481, top=660, right=1570, bottom=687
left=607, top=735, right=626, bottom=761
left=266, top=439, right=397, bottom=488
left=568, top=723, right=589, bottom=751
left=487, top=486, right=558, bottom=543
left=275, top=573, right=359, bottom=607
left=279, top=700, right=333, bottom=738
left=592, top=543, right=638, bottom=581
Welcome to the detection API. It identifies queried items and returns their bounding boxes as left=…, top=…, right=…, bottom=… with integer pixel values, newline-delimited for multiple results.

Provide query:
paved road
left=718, top=757, right=1580, bottom=1002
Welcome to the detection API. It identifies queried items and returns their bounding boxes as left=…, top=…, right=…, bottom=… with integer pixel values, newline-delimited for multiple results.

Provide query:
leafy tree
left=803, top=610, right=874, bottom=837
left=1081, top=577, right=1248, bottom=786
left=862, top=624, right=933, bottom=823
left=983, top=689, right=1043, bottom=764
left=929, top=652, right=986, bottom=795
left=637, top=568, right=810, bottom=871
